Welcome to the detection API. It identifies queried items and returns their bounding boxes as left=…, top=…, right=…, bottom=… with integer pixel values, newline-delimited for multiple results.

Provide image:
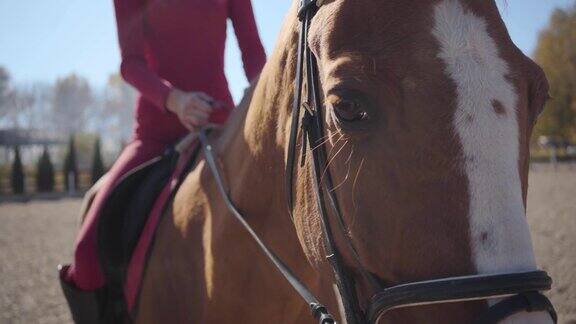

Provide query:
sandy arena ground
left=0, top=166, right=575, bottom=323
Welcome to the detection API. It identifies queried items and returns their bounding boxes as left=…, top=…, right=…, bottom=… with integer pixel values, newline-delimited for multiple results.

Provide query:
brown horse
left=134, top=0, right=553, bottom=323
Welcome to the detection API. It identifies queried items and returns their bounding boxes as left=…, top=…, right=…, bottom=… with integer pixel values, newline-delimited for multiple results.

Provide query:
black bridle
left=199, top=0, right=557, bottom=323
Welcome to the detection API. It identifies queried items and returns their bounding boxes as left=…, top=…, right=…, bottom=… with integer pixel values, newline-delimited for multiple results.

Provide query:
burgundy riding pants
left=62, top=139, right=169, bottom=290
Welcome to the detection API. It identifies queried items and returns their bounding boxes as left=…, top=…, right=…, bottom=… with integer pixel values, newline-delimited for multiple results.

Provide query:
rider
left=59, top=0, right=266, bottom=320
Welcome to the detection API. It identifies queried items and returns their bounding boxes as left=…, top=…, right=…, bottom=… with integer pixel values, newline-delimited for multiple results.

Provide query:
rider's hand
left=166, top=89, right=214, bottom=131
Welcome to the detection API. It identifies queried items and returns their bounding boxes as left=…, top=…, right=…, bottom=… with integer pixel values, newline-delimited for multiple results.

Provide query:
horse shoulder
left=135, top=164, right=213, bottom=323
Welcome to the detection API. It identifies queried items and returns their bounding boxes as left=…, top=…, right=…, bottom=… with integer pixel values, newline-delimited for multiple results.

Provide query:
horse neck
left=213, top=0, right=311, bottom=276
left=217, top=2, right=300, bottom=231
left=207, top=6, right=338, bottom=315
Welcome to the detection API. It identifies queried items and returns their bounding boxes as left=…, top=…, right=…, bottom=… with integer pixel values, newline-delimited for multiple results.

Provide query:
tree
left=533, top=4, right=576, bottom=141
left=102, top=74, right=136, bottom=142
left=5, top=88, right=35, bottom=128
left=51, top=74, right=93, bottom=135
left=23, top=83, right=52, bottom=131
left=0, top=66, right=10, bottom=113
left=11, top=146, right=25, bottom=195
left=64, top=135, right=79, bottom=192
left=0, top=78, right=49, bottom=130
left=0, top=66, right=18, bottom=126
left=36, top=146, right=55, bottom=192
left=91, top=137, right=106, bottom=184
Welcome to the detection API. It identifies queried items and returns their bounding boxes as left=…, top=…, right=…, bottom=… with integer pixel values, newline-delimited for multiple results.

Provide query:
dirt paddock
left=0, top=166, right=575, bottom=323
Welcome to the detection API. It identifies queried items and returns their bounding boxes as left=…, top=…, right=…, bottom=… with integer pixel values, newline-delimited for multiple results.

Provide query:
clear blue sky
left=0, top=0, right=574, bottom=102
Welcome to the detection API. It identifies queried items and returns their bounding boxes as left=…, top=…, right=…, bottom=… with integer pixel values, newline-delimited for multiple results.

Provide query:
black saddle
left=96, top=145, right=200, bottom=322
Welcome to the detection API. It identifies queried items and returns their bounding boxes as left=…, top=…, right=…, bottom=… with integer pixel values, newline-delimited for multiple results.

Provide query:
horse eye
left=332, top=98, right=369, bottom=123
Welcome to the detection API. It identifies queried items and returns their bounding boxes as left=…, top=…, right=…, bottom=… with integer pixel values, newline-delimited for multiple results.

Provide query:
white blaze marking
left=432, top=3, right=552, bottom=322
left=432, top=2, right=551, bottom=322
left=431, top=3, right=553, bottom=322
left=433, top=0, right=536, bottom=275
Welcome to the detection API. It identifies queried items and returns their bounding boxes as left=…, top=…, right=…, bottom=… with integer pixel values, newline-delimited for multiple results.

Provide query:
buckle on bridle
left=310, top=303, right=335, bottom=324
left=298, top=0, right=323, bottom=20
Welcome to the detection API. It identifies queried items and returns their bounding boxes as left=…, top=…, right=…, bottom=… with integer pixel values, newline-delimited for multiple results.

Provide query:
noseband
left=199, top=0, right=557, bottom=323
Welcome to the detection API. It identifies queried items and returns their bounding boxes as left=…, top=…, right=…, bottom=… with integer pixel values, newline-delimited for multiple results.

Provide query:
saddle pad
left=123, top=139, right=199, bottom=313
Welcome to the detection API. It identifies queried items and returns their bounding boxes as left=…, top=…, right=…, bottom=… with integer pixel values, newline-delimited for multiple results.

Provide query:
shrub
left=36, top=146, right=55, bottom=192
left=64, top=135, right=79, bottom=192
left=91, top=138, right=106, bottom=184
left=11, top=146, right=25, bottom=194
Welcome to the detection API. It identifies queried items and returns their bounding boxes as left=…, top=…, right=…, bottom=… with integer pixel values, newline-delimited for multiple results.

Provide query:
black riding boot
left=58, top=264, right=101, bottom=324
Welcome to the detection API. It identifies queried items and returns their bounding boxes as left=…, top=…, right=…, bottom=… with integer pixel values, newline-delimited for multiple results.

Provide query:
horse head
left=285, top=0, right=552, bottom=323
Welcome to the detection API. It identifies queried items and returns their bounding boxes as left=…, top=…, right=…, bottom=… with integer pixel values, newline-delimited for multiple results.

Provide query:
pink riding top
left=114, top=0, right=266, bottom=142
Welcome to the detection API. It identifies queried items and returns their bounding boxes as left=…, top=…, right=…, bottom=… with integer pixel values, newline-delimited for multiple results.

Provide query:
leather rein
left=198, top=1, right=557, bottom=323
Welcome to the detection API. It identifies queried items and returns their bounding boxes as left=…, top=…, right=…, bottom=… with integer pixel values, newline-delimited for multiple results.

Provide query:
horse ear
left=527, top=66, right=550, bottom=123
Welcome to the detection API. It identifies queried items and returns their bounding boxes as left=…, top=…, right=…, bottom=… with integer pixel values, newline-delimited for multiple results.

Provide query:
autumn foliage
left=533, top=4, right=576, bottom=142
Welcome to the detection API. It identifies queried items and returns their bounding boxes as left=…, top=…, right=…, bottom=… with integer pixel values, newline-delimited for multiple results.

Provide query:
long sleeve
left=113, top=0, right=172, bottom=110
left=228, top=0, right=267, bottom=82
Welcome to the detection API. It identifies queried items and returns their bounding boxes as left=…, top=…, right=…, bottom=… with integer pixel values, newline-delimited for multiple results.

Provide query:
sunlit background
left=0, top=1, right=571, bottom=101
left=0, top=1, right=575, bottom=322
left=1, top=0, right=574, bottom=164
